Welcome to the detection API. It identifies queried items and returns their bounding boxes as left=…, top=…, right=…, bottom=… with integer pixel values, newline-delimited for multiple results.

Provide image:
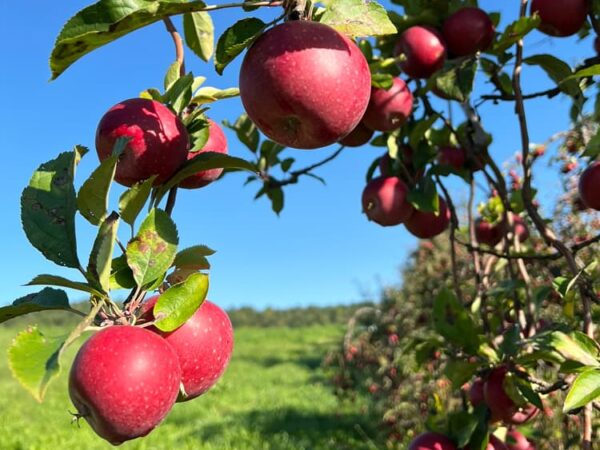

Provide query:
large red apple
left=442, top=7, right=495, bottom=57
left=96, top=98, right=189, bottom=187
left=578, top=161, right=600, bottom=210
left=69, top=326, right=181, bottom=445
left=339, top=122, right=374, bottom=147
left=405, top=197, right=451, bottom=239
left=409, top=432, right=457, bottom=450
left=438, top=146, right=466, bottom=170
left=483, top=367, right=519, bottom=423
left=179, top=119, right=228, bottom=189
left=362, top=177, right=413, bottom=226
left=530, top=0, right=588, bottom=37
left=362, top=78, right=414, bottom=132
left=395, top=26, right=447, bottom=79
left=141, top=297, right=234, bottom=401
left=239, top=21, right=371, bottom=149
left=475, top=218, right=506, bottom=246
left=506, top=430, right=536, bottom=450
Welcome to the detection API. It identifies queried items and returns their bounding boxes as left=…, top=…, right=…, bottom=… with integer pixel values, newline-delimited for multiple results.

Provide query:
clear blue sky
left=0, top=1, right=593, bottom=310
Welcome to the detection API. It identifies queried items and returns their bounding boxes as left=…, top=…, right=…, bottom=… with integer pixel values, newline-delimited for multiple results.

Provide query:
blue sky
left=0, top=1, right=594, bottom=310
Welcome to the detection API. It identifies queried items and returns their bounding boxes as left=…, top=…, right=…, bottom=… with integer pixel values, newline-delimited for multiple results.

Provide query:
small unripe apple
left=438, top=146, right=466, bottom=170
left=339, top=122, right=374, bottom=147
left=405, top=197, right=451, bottom=239
left=179, top=119, right=228, bottom=189
left=442, top=7, right=495, bottom=57
left=141, top=297, right=234, bottom=401
left=362, top=177, right=413, bottom=226
left=69, top=326, right=181, bottom=445
left=409, top=432, right=457, bottom=450
left=530, top=0, right=588, bottom=37
left=96, top=98, right=190, bottom=187
left=484, top=366, right=519, bottom=423
left=395, top=26, right=447, bottom=79
left=475, top=218, right=506, bottom=246
left=239, top=21, right=371, bottom=149
left=578, top=161, right=600, bottom=210
left=506, top=429, right=536, bottom=450
left=362, top=78, right=414, bottom=132
left=468, top=378, right=485, bottom=407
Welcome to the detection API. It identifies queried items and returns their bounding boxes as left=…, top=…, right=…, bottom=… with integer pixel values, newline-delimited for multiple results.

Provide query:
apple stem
left=163, top=17, right=185, bottom=77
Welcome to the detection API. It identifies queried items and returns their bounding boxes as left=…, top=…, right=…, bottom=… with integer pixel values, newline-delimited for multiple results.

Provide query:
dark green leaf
left=87, top=212, right=119, bottom=293
left=183, top=11, right=214, bottom=62
left=320, top=0, right=397, bottom=37
left=408, top=176, right=439, bottom=213
left=214, top=18, right=266, bottom=75
left=433, top=288, right=480, bottom=354
left=223, top=114, right=259, bottom=152
left=163, top=72, right=194, bottom=114
left=26, top=274, right=104, bottom=298
left=21, top=147, right=86, bottom=268
left=174, top=245, right=215, bottom=270
left=433, top=59, right=477, bottom=102
left=110, top=255, right=136, bottom=290
left=524, top=54, right=580, bottom=98
left=267, top=187, right=284, bottom=215
left=154, top=272, right=209, bottom=332
left=444, top=360, right=478, bottom=388
left=118, top=176, right=156, bottom=226
left=0, top=288, right=75, bottom=324
left=448, top=411, right=479, bottom=448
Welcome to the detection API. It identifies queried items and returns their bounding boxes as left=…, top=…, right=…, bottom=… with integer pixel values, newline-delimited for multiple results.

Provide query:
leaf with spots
left=126, top=209, right=178, bottom=287
left=0, top=288, right=77, bottom=325
left=21, top=146, right=87, bottom=268
left=320, top=0, right=397, bottom=37
left=154, top=272, right=208, bottom=332
left=50, top=0, right=209, bottom=79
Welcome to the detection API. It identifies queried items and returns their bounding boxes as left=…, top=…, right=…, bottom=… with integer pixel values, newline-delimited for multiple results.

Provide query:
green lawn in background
left=0, top=324, right=375, bottom=450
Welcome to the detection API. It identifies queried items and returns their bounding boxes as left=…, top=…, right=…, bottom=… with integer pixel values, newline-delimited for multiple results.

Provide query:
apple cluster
left=69, top=299, right=233, bottom=445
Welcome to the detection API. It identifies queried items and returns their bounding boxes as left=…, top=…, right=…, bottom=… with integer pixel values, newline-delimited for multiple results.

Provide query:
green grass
left=0, top=324, right=375, bottom=450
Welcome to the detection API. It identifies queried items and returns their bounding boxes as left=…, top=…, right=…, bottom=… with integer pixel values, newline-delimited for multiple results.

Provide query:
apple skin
left=530, top=0, right=588, bottom=37
left=506, top=430, right=536, bottom=450
left=442, top=7, right=495, bottom=57
left=409, top=432, right=457, bottom=450
left=141, top=297, right=234, bottom=401
left=475, top=218, right=506, bottom=246
left=512, top=215, right=530, bottom=243
left=362, top=177, right=414, bottom=226
left=68, top=326, right=181, bottom=445
left=484, top=367, right=519, bottom=423
left=395, top=26, right=447, bottom=79
left=507, top=403, right=539, bottom=425
left=362, top=78, right=414, bottom=132
left=578, top=161, right=600, bottom=210
left=339, top=122, right=374, bottom=147
left=239, top=21, right=371, bottom=149
left=179, top=119, right=228, bottom=189
left=405, top=197, right=451, bottom=239
left=438, top=146, right=466, bottom=170
left=468, top=378, right=485, bottom=407
left=96, top=98, right=189, bottom=187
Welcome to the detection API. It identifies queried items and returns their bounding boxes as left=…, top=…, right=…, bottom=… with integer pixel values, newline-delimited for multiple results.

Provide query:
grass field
left=0, top=323, right=375, bottom=450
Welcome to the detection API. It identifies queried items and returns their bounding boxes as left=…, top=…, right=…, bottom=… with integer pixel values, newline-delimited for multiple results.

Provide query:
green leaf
left=21, top=147, right=86, bottom=268
left=214, top=18, right=266, bottom=75
left=191, top=86, right=240, bottom=104
left=109, top=255, right=136, bottom=290
left=223, top=114, right=259, bottom=152
left=77, top=154, right=117, bottom=225
left=50, top=0, right=209, bottom=79
left=267, top=187, right=284, bottom=215
left=371, top=73, right=394, bottom=89
left=154, top=272, right=209, bottom=332
left=320, top=0, right=396, bottom=37
left=433, top=59, right=477, bottom=102
left=448, top=411, right=479, bottom=449
left=140, top=87, right=164, bottom=101
left=163, top=72, right=194, bottom=114
left=26, top=274, right=104, bottom=298
left=7, top=326, right=65, bottom=402
left=183, top=11, right=214, bottom=62
left=174, top=245, right=216, bottom=270
left=126, top=209, right=178, bottom=287
left=87, top=212, right=120, bottom=293
left=164, top=61, right=182, bottom=91
left=534, top=331, right=600, bottom=368
left=524, top=54, right=580, bottom=98
left=492, top=16, right=540, bottom=53
left=408, top=176, right=439, bottom=213
left=444, top=360, right=478, bottom=388
left=409, top=114, right=439, bottom=149
left=563, top=368, right=600, bottom=412
left=565, top=64, right=600, bottom=81
left=433, top=288, right=480, bottom=354
left=118, top=176, right=156, bottom=226
left=0, top=288, right=75, bottom=324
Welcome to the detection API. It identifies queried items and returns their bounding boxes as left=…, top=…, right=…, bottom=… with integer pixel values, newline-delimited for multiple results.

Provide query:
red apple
left=69, top=326, right=181, bottom=445
left=179, top=119, right=228, bottom=189
left=579, top=161, right=600, bottom=210
left=438, top=146, right=466, bottom=170
left=141, top=297, right=234, bottom=401
left=362, top=78, right=414, bottom=132
left=362, top=177, right=413, bottom=226
left=469, top=378, right=485, bottom=407
left=507, top=403, right=539, bottom=425
left=475, top=218, right=506, bottom=246
left=239, top=21, right=371, bottom=149
left=339, top=122, right=374, bottom=147
left=395, top=26, right=447, bottom=79
left=484, top=366, right=519, bottom=423
left=409, top=432, right=457, bottom=450
left=405, top=197, right=451, bottom=239
left=96, top=98, right=189, bottom=187
left=442, top=7, right=495, bottom=57
left=506, top=429, right=536, bottom=450
left=530, top=0, right=588, bottom=37
left=512, top=215, right=530, bottom=243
